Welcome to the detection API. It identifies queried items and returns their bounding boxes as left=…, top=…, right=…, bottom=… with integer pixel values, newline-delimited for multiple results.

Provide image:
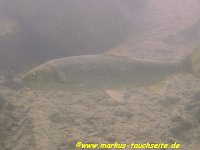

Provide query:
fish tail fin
left=189, top=45, right=200, bottom=78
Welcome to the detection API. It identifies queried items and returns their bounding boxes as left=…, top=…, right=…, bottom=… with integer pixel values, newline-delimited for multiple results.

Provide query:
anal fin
left=148, top=79, right=168, bottom=95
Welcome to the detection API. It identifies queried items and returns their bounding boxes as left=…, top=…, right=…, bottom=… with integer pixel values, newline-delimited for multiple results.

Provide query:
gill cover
left=190, top=45, right=200, bottom=78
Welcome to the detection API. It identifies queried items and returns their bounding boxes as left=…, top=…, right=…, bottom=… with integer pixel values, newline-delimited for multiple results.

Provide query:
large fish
left=23, top=45, right=200, bottom=92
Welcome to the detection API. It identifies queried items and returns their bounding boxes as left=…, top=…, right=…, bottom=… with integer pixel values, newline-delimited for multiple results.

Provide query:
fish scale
left=46, top=54, right=184, bottom=88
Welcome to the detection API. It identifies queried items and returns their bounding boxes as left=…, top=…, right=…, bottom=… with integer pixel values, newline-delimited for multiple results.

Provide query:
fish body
left=23, top=49, right=196, bottom=90
left=50, top=55, right=186, bottom=86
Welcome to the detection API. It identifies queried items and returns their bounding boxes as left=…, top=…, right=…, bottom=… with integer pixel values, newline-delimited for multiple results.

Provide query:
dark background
left=0, top=0, right=148, bottom=72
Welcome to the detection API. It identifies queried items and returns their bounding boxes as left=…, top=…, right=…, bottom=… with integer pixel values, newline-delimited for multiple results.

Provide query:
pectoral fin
left=105, top=89, right=127, bottom=102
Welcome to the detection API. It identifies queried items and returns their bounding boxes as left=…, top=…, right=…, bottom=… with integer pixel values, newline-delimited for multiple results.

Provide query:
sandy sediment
left=0, top=73, right=200, bottom=149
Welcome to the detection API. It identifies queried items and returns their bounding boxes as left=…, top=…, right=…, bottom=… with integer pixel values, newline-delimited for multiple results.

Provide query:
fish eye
left=31, top=73, right=35, bottom=78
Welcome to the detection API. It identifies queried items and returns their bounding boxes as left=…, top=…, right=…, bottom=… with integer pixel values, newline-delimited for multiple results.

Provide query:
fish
left=23, top=45, right=200, bottom=93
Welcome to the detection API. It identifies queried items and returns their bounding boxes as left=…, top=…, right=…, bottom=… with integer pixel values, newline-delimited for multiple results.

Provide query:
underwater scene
left=0, top=0, right=200, bottom=149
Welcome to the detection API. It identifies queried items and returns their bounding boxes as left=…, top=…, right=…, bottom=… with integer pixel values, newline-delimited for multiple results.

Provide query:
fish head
left=23, top=63, right=62, bottom=88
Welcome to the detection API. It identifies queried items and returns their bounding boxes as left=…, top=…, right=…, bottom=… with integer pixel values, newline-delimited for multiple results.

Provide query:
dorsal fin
left=103, top=44, right=138, bottom=60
